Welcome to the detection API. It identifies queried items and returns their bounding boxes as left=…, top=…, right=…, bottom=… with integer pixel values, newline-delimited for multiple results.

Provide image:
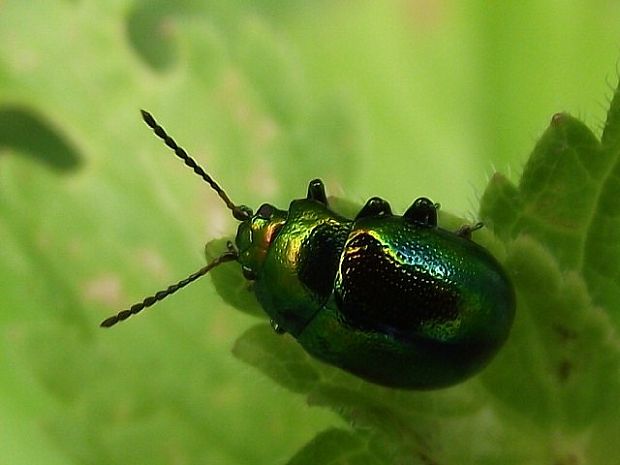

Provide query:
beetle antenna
left=140, top=110, right=252, bottom=221
left=100, top=251, right=238, bottom=328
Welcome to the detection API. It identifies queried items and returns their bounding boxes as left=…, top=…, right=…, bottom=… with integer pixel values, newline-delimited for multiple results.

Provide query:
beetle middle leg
left=356, top=197, right=392, bottom=219
left=404, top=197, right=438, bottom=227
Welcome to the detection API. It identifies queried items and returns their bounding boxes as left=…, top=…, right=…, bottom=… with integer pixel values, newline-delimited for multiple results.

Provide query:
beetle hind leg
left=455, top=222, right=484, bottom=239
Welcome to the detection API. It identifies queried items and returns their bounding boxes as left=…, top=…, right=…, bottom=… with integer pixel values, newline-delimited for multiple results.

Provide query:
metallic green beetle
left=101, top=111, right=515, bottom=390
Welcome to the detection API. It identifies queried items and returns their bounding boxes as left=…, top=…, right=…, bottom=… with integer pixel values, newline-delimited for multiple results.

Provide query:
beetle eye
left=242, top=265, right=257, bottom=280
left=257, top=203, right=275, bottom=219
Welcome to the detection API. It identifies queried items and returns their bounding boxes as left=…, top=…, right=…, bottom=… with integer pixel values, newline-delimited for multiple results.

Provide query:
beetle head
left=235, top=203, right=287, bottom=280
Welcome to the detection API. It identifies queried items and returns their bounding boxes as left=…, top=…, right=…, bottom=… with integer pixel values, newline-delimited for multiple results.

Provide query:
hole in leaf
left=0, top=106, right=81, bottom=172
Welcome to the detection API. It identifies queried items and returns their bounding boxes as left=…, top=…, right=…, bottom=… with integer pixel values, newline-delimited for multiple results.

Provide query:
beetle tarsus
left=306, top=179, right=328, bottom=205
left=356, top=197, right=392, bottom=219
left=403, top=197, right=438, bottom=227
left=455, top=222, right=484, bottom=240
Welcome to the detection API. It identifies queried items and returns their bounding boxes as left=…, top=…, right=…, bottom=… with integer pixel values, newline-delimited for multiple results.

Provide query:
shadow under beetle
left=101, top=111, right=515, bottom=390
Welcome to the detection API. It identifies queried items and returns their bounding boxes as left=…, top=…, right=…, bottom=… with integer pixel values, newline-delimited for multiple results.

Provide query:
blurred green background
left=1, top=1, right=620, bottom=464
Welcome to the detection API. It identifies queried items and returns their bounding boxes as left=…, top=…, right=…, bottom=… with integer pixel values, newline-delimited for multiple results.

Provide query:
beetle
left=101, top=110, right=515, bottom=389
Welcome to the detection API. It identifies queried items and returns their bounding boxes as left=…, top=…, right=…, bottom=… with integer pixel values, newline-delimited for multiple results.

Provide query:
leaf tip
left=550, top=112, right=569, bottom=126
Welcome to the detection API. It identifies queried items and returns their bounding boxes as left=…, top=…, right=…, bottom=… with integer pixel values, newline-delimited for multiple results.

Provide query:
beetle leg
left=455, top=222, right=484, bottom=239
left=404, top=197, right=438, bottom=227
left=306, top=178, right=328, bottom=205
left=241, top=265, right=257, bottom=280
left=356, top=197, right=392, bottom=219
left=270, top=319, right=286, bottom=335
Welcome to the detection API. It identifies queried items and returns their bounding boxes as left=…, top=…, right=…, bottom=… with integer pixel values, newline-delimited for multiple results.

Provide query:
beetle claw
left=455, top=222, right=484, bottom=239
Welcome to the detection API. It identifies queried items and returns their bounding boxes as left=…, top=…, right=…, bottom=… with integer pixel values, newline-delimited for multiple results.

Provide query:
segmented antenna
left=140, top=110, right=252, bottom=221
left=100, top=251, right=238, bottom=328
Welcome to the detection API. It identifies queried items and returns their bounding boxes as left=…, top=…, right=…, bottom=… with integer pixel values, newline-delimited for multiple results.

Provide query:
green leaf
left=482, top=113, right=607, bottom=268
left=233, top=324, right=320, bottom=394
left=480, top=106, right=620, bottom=328
left=480, top=236, right=620, bottom=429
left=205, top=238, right=263, bottom=317
left=0, top=3, right=344, bottom=465
left=287, top=428, right=382, bottom=465
left=232, top=84, right=620, bottom=464
left=3, top=1, right=620, bottom=465
left=582, top=86, right=620, bottom=326
left=479, top=173, right=522, bottom=241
